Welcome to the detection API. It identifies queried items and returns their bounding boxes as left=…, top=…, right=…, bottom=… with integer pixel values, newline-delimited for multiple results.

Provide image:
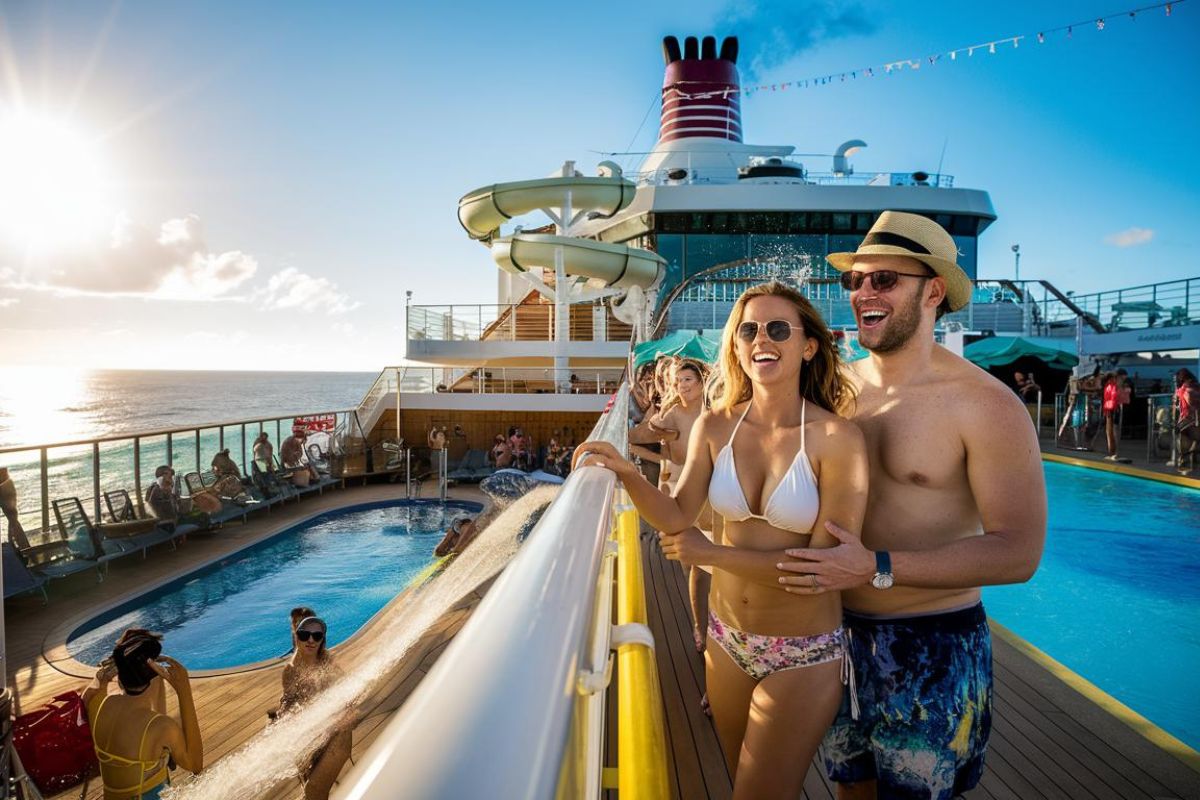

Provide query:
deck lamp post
left=1012, top=244, right=1021, bottom=282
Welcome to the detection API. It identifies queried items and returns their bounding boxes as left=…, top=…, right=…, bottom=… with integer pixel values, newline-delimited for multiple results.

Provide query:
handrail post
left=241, top=423, right=247, bottom=475
left=195, top=429, right=201, bottom=474
left=166, top=432, right=173, bottom=469
left=134, top=436, right=144, bottom=517
left=39, top=448, right=49, bottom=533
left=92, top=443, right=101, bottom=523
left=1036, top=390, right=1043, bottom=438
left=406, top=448, right=412, bottom=499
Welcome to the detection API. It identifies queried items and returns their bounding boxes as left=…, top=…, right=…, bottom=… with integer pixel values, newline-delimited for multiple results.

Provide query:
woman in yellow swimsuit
left=82, top=629, right=203, bottom=800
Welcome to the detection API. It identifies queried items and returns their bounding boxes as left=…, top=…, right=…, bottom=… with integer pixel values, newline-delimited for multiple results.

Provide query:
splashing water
left=166, top=486, right=560, bottom=800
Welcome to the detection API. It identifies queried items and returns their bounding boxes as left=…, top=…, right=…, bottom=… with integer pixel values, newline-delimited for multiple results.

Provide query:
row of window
left=652, top=211, right=985, bottom=237
left=643, top=232, right=979, bottom=296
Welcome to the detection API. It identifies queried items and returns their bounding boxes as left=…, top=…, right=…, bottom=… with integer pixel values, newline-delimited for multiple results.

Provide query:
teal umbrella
left=962, top=336, right=1078, bottom=370
left=633, top=331, right=720, bottom=368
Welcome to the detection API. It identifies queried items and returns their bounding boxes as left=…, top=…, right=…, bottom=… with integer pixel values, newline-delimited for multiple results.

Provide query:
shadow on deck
left=620, top=533, right=1200, bottom=800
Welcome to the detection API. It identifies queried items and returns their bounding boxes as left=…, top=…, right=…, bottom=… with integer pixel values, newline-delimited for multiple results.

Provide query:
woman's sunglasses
left=839, top=269, right=931, bottom=292
left=296, top=629, right=325, bottom=643
left=737, top=319, right=804, bottom=343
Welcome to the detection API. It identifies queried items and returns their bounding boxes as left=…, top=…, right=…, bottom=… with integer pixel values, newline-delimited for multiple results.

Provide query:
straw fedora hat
left=827, top=211, right=972, bottom=312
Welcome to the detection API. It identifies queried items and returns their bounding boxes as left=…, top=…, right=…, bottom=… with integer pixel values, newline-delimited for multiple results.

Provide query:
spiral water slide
left=457, top=169, right=664, bottom=290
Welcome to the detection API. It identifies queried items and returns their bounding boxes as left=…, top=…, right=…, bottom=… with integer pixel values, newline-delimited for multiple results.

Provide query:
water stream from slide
left=165, top=485, right=559, bottom=800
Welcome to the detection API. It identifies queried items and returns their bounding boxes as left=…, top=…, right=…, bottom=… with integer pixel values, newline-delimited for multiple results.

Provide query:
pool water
left=67, top=499, right=481, bottom=671
left=983, top=463, right=1200, bottom=749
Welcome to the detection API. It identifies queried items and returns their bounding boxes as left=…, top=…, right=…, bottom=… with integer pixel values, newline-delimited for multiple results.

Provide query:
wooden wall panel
left=371, top=409, right=599, bottom=459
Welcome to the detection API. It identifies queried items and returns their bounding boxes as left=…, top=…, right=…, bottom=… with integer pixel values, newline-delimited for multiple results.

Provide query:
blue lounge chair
left=3, top=542, right=47, bottom=602
left=448, top=449, right=491, bottom=483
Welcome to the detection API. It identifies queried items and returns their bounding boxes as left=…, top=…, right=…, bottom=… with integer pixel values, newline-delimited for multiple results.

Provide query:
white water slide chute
left=458, top=162, right=663, bottom=382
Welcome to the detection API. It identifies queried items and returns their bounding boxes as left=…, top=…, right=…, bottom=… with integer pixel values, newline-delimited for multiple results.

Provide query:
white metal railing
left=339, top=391, right=629, bottom=799
left=397, top=367, right=624, bottom=396
left=406, top=302, right=631, bottom=344
left=0, top=410, right=355, bottom=540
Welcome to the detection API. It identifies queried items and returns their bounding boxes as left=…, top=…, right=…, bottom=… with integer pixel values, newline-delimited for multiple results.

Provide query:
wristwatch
left=871, top=550, right=894, bottom=590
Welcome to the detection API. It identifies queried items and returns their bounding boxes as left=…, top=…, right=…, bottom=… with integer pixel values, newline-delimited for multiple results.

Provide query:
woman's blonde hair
left=710, top=281, right=855, bottom=416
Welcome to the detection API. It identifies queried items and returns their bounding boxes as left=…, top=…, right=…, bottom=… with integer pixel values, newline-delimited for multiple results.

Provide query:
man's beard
left=859, top=291, right=923, bottom=354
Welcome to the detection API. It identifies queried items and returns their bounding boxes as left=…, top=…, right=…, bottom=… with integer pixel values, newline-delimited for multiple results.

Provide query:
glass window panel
left=684, top=234, right=748, bottom=278
left=952, top=236, right=978, bottom=279
left=832, top=213, right=853, bottom=232
left=655, top=234, right=685, bottom=293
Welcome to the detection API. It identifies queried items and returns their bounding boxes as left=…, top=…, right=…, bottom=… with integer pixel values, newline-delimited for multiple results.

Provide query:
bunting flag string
left=668, top=0, right=1183, bottom=100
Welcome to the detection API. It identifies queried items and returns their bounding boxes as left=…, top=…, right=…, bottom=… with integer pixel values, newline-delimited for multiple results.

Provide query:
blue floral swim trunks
left=822, top=603, right=993, bottom=800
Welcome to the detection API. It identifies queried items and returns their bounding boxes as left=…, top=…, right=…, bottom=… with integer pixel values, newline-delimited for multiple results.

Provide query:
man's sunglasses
left=736, top=320, right=804, bottom=343
left=839, top=270, right=931, bottom=292
left=296, top=629, right=325, bottom=643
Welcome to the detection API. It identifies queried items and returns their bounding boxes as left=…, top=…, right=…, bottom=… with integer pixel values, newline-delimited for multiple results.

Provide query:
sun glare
left=0, top=113, right=119, bottom=253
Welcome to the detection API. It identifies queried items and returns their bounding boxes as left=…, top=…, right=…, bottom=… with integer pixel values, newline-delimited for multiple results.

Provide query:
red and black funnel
left=659, top=35, right=741, bottom=144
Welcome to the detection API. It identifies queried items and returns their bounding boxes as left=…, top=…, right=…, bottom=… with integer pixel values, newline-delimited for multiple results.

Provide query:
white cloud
left=0, top=213, right=257, bottom=299
left=1104, top=227, right=1154, bottom=248
left=255, top=267, right=360, bottom=315
left=0, top=297, right=17, bottom=308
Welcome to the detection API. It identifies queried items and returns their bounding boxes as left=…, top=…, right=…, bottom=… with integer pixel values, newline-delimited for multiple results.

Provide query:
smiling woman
left=0, top=112, right=119, bottom=253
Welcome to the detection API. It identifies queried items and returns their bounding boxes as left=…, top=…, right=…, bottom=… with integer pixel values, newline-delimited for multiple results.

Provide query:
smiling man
left=778, top=211, right=1047, bottom=799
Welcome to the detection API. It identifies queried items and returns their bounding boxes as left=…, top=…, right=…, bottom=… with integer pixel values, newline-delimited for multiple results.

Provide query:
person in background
left=278, top=614, right=352, bottom=800
left=428, top=425, right=448, bottom=476
left=282, top=428, right=320, bottom=485
left=489, top=434, right=514, bottom=469
left=434, top=516, right=481, bottom=557
left=1013, top=371, right=1041, bottom=401
left=1175, top=368, right=1200, bottom=475
left=210, top=449, right=254, bottom=503
left=1101, top=371, right=1131, bottom=460
left=252, top=432, right=275, bottom=472
left=82, top=629, right=203, bottom=800
left=145, top=466, right=210, bottom=529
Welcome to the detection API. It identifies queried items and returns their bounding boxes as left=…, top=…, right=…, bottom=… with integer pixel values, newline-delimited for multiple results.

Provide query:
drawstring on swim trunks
left=841, top=628, right=860, bottom=720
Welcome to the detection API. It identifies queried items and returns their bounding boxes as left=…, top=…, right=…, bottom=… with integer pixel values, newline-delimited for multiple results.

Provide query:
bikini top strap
left=800, top=399, right=807, bottom=451
left=137, top=713, right=162, bottom=767
left=728, top=400, right=753, bottom=446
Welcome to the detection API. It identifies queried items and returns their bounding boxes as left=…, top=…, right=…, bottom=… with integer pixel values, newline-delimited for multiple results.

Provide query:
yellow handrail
left=615, top=501, right=670, bottom=799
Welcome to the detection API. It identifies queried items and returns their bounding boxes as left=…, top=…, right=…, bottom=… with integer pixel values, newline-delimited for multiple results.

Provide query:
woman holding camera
left=83, top=629, right=203, bottom=799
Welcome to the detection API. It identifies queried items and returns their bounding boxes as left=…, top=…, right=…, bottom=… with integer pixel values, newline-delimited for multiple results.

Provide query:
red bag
left=12, top=690, right=99, bottom=794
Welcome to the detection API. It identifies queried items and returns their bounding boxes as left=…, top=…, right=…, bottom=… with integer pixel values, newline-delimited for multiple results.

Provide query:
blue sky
left=0, top=0, right=1196, bottom=370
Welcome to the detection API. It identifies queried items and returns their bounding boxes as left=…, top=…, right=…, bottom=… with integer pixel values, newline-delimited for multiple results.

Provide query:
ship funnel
left=659, top=35, right=741, bottom=144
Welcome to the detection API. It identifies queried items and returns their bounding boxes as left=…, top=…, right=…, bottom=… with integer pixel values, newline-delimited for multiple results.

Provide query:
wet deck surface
left=6, top=481, right=487, bottom=800
left=630, top=533, right=1200, bottom=800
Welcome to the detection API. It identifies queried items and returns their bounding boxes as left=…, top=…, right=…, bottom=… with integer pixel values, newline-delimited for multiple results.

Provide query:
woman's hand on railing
left=572, top=441, right=636, bottom=478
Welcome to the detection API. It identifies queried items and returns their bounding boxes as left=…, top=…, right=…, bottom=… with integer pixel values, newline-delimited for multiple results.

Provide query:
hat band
left=861, top=231, right=932, bottom=255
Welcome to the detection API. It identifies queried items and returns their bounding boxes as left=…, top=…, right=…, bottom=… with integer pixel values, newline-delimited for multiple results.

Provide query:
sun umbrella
left=962, top=336, right=1078, bottom=370
left=633, top=331, right=720, bottom=368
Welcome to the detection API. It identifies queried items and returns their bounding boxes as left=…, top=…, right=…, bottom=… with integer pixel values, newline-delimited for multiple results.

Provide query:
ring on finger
left=810, top=574, right=819, bottom=589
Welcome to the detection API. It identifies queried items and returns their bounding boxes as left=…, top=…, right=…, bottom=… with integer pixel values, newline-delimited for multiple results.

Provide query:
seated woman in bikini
left=83, top=629, right=203, bottom=800
left=576, top=281, right=868, bottom=797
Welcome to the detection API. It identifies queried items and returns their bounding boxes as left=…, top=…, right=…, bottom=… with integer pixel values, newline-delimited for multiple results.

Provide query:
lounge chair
left=251, top=460, right=296, bottom=505
left=6, top=520, right=100, bottom=584
left=306, top=443, right=332, bottom=474
left=104, top=489, right=200, bottom=540
left=2, top=542, right=47, bottom=602
left=57, top=497, right=188, bottom=570
left=448, top=449, right=492, bottom=483
left=182, top=472, right=259, bottom=525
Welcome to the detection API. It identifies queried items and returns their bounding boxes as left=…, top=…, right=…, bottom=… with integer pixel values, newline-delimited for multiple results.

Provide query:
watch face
left=872, top=573, right=894, bottom=590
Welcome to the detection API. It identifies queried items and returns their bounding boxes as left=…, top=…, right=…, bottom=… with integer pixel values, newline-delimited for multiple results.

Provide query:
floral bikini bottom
left=708, top=612, right=848, bottom=681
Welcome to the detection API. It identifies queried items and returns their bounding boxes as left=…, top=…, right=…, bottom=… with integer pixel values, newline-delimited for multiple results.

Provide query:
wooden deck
left=629, top=533, right=1200, bottom=800
left=5, top=482, right=488, bottom=800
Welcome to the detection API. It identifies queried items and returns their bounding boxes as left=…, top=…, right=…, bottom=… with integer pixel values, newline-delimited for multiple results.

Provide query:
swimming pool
left=983, top=462, right=1200, bottom=750
left=66, top=499, right=482, bottom=671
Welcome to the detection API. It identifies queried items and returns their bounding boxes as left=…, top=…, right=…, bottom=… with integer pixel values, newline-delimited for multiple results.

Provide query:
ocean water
left=0, top=368, right=376, bottom=449
left=0, top=369, right=376, bottom=530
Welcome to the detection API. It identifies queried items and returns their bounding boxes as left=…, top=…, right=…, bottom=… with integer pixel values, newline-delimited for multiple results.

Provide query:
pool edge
left=990, top=621, right=1200, bottom=775
left=1042, top=452, right=1200, bottom=489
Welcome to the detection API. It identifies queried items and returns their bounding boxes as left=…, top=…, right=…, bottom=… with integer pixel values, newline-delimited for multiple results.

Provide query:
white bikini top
left=708, top=400, right=820, bottom=534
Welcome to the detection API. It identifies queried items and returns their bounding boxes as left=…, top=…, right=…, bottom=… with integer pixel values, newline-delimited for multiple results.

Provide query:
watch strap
left=875, top=550, right=892, bottom=576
